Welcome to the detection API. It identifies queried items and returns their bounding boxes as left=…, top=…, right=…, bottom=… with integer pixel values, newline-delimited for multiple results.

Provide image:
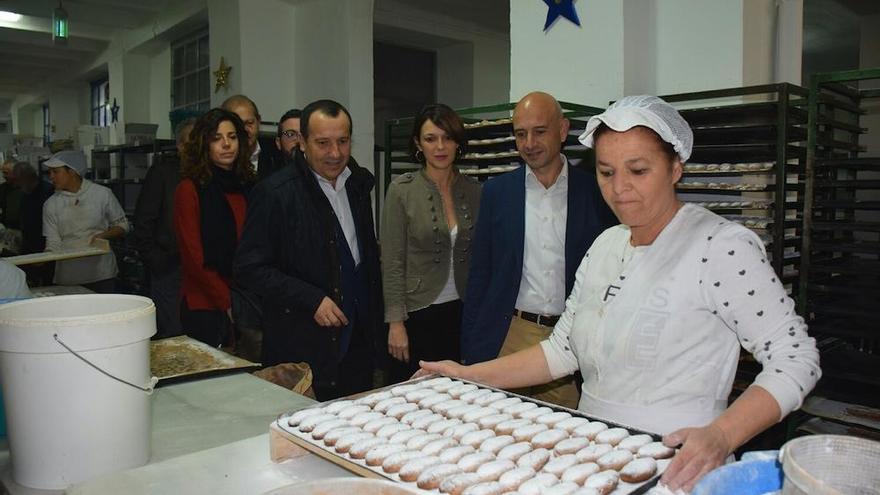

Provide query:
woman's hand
left=412, top=359, right=469, bottom=380
left=388, top=321, right=409, bottom=362
left=660, top=423, right=732, bottom=492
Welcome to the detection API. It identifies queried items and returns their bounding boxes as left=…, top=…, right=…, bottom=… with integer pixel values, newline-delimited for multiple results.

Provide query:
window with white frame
left=171, top=30, right=210, bottom=112
left=91, top=78, right=110, bottom=127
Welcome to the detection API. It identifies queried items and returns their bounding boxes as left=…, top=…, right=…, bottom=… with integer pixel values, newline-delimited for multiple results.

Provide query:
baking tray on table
left=150, top=335, right=260, bottom=385
left=270, top=375, right=674, bottom=494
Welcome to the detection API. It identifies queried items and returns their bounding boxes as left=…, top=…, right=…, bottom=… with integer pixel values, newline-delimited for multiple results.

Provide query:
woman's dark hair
left=592, top=123, right=678, bottom=164
left=181, top=108, right=255, bottom=185
left=409, top=103, right=467, bottom=164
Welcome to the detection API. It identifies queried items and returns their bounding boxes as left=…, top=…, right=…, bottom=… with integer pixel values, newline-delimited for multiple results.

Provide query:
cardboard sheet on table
left=151, top=335, right=260, bottom=382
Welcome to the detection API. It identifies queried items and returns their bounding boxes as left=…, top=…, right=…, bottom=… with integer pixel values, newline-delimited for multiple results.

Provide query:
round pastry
left=422, top=437, right=458, bottom=456
left=497, top=466, right=536, bottom=491
left=535, top=411, right=573, bottom=427
left=620, top=457, right=658, bottom=483
left=531, top=428, right=569, bottom=449
left=460, top=429, right=496, bottom=449
left=575, top=443, right=614, bottom=463
left=519, top=406, right=554, bottom=421
left=428, top=418, right=463, bottom=435
left=353, top=390, right=392, bottom=407
left=572, top=421, right=608, bottom=440
left=311, top=419, right=349, bottom=440
left=503, top=401, right=539, bottom=417
left=405, top=388, right=438, bottom=403
left=462, top=407, right=496, bottom=424
left=388, top=428, right=425, bottom=445
left=617, top=434, right=653, bottom=453
left=375, top=422, right=412, bottom=439
left=373, top=396, right=407, bottom=413
left=560, top=462, right=600, bottom=484
left=478, top=413, right=513, bottom=430
left=554, top=437, right=591, bottom=456
left=323, top=426, right=361, bottom=447
left=335, top=431, right=374, bottom=454
left=570, top=489, right=602, bottom=495
left=382, top=449, right=425, bottom=473
left=322, top=399, right=355, bottom=415
left=516, top=447, right=551, bottom=471
left=460, top=388, right=493, bottom=404
left=637, top=441, right=675, bottom=460
left=439, top=472, right=482, bottom=495
left=448, top=383, right=479, bottom=399
left=475, top=458, right=516, bottom=482
left=457, top=451, right=497, bottom=473
left=447, top=403, right=481, bottom=420
left=287, top=407, right=324, bottom=427
left=348, top=436, right=386, bottom=459
left=478, top=434, right=515, bottom=455
left=487, top=396, right=522, bottom=411
left=461, top=481, right=505, bottom=495
left=421, top=376, right=453, bottom=389
left=419, top=392, right=453, bottom=410
left=517, top=472, right=559, bottom=495
left=512, top=423, right=549, bottom=443
left=544, top=481, right=581, bottom=495
left=449, top=422, right=481, bottom=441
left=439, top=445, right=476, bottom=464
left=363, top=416, right=399, bottom=433
left=399, top=455, right=442, bottom=482
left=401, top=408, right=434, bottom=425
left=298, top=413, right=338, bottom=433
left=407, top=432, right=444, bottom=451
left=433, top=399, right=467, bottom=416
left=433, top=380, right=464, bottom=393
left=496, top=441, right=533, bottom=462
left=411, top=412, right=446, bottom=431
left=594, top=427, right=629, bottom=446
left=365, top=443, right=408, bottom=466
left=596, top=449, right=634, bottom=471
left=337, top=404, right=371, bottom=420
left=556, top=417, right=590, bottom=434
left=542, top=453, right=578, bottom=477
left=390, top=383, right=422, bottom=397
left=471, top=391, right=508, bottom=407
left=386, top=402, right=419, bottom=419
left=495, top=418, right=532, bottom=436
left=418, top=464, right=464, bottom=491
left=350, top=411, right=385, bottom=427
left=584, top=470, right=619, bottom=495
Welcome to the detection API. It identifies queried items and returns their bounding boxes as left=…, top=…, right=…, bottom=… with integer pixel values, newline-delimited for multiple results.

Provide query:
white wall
left=208, top=0, right=244, bottom=106
left=437, top=42, right=474, bottom=108
left=48, top=88, right=80, bottom=142
left=150, top=47, right=172, bottom=139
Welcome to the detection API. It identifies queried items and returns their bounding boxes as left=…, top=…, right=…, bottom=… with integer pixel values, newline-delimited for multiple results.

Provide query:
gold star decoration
left=213, top=57, right=232, bottom=93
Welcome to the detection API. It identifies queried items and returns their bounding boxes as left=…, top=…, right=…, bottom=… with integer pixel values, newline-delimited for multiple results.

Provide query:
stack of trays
left=276, top=376, right=676, bottom=494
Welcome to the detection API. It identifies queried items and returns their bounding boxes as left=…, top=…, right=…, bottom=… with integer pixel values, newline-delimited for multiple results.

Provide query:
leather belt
left=513, top=309, right=560, bottom=328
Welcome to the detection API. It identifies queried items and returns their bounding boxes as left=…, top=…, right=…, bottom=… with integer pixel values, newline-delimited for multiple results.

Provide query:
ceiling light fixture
left=0, top=11, right=23, bottom=22
left=53, top=1, right=68, bottom=46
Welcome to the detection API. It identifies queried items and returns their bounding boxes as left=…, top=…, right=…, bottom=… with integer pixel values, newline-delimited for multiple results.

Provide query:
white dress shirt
left=313, top=167, right=360, bottom=266
left=250, top=141, right=261, bottom=172
left=515, top=156, right=569, bottom=315
left=433, top=225, right=459, bottom=305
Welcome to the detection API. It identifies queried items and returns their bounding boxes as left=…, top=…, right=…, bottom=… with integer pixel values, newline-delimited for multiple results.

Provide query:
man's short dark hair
left=276, top=108, right=302, bottom=137
left=13, top=161, right=37, bottom=179
left=174, top=117, right=197, bottom=145
left=300, top=100, right=352, bottom=141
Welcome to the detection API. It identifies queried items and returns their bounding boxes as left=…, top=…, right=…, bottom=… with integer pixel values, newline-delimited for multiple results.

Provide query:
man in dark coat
left=234, top=99, right=384, bottom=401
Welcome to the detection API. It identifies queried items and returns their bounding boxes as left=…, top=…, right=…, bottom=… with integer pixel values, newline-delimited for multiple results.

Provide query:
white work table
left=0, top=372, right=353, bottom=494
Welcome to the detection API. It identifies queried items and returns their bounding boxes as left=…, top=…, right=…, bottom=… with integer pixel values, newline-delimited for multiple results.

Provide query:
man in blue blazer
left=461, top=92, right=617, bottom=408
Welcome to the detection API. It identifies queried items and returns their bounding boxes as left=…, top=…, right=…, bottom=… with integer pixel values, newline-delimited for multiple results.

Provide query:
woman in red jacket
left=174, top=108, right=255, bottom=347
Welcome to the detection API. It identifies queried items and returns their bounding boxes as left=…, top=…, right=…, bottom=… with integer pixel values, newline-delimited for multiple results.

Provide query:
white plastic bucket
left=780, top=434, right=880, bottom=495
left=0, top=294, right=158, bottom=489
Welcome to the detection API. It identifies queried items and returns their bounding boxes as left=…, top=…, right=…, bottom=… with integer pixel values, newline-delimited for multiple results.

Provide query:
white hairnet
left=578, top=95, right=693, bottom=163
left=45, top=150, right=88, bottom=177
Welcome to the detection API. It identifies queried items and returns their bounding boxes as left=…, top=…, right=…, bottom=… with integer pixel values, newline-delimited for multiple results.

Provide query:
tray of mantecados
left=270, top=375, right=678, bottom=495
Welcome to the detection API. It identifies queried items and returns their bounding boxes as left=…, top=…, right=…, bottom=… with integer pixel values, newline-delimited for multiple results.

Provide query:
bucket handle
left=53, top=334, right=159, bottom=395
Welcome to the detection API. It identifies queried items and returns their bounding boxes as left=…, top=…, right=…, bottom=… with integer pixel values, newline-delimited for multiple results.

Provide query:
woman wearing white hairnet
left=419, top=96, right=820, bottom=491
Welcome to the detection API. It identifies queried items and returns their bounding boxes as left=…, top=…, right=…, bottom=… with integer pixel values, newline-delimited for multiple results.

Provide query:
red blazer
left=173, top=179, right=246, bottom=311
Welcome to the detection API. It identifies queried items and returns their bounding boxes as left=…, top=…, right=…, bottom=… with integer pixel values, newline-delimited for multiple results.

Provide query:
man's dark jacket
left=256, top=136, right=286, bottom=181
left=234, top=150, right=384, bottom=389
left=133, top=153, right=180, bottom=275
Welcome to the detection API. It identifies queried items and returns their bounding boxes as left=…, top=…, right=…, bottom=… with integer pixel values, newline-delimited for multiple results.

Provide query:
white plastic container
left=0, top=294, right=157, bottom=489
left=780, top=434, right=880, bottom=495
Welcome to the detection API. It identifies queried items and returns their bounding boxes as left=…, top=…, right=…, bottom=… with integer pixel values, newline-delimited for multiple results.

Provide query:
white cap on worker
left=578, top=95, right=694, bottom=163
left=44, top=150, right=87, bottom=177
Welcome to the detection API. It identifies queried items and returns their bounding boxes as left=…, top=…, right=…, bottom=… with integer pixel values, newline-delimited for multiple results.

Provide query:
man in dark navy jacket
left=461, top=92, right=617, bottom=408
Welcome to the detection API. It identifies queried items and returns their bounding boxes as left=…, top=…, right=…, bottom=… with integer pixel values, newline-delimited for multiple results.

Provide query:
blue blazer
left=460, top=163, right=617, bottom=364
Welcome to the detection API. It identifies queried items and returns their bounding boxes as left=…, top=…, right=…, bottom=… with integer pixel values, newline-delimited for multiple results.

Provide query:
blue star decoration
left=110, top=98, right=120, bottom=123
left=543, top=0, right=581, bottom=31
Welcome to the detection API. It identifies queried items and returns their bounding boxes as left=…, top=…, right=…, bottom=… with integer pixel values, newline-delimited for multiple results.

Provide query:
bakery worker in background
left=0, top=259, right=31, bottom=299
left=42, top=150, right=129, bottom=293
left=275, top=108, right=302, bottom=157
left=221, top=94, right=285, bottom=181
left=235, top=99, right=384, bottom=401
left=459, top=91, right=617, bottom=409
left=420, top=95, right=821, bottom=492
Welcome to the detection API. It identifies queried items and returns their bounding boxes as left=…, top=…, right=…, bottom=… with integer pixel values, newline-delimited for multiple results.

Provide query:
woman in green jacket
left=381, top=104, right=482, bottom=383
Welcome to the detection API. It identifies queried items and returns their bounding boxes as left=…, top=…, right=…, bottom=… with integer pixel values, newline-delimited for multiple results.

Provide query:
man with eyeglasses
left=221, top=94, right=285, bottom=181
left=275, top=109, right=302, bottom=157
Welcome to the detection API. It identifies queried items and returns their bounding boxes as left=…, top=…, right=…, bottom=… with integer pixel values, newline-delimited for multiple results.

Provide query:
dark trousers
left=151, top=267, right=183, bottom=339
left=388, top=299, right=463, bottom=384
left=180, top=298, right=230, bottom=348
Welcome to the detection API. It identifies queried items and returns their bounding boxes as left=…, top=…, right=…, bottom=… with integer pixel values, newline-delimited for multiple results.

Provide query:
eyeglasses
left=280, top=130, right=300, bottom=139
